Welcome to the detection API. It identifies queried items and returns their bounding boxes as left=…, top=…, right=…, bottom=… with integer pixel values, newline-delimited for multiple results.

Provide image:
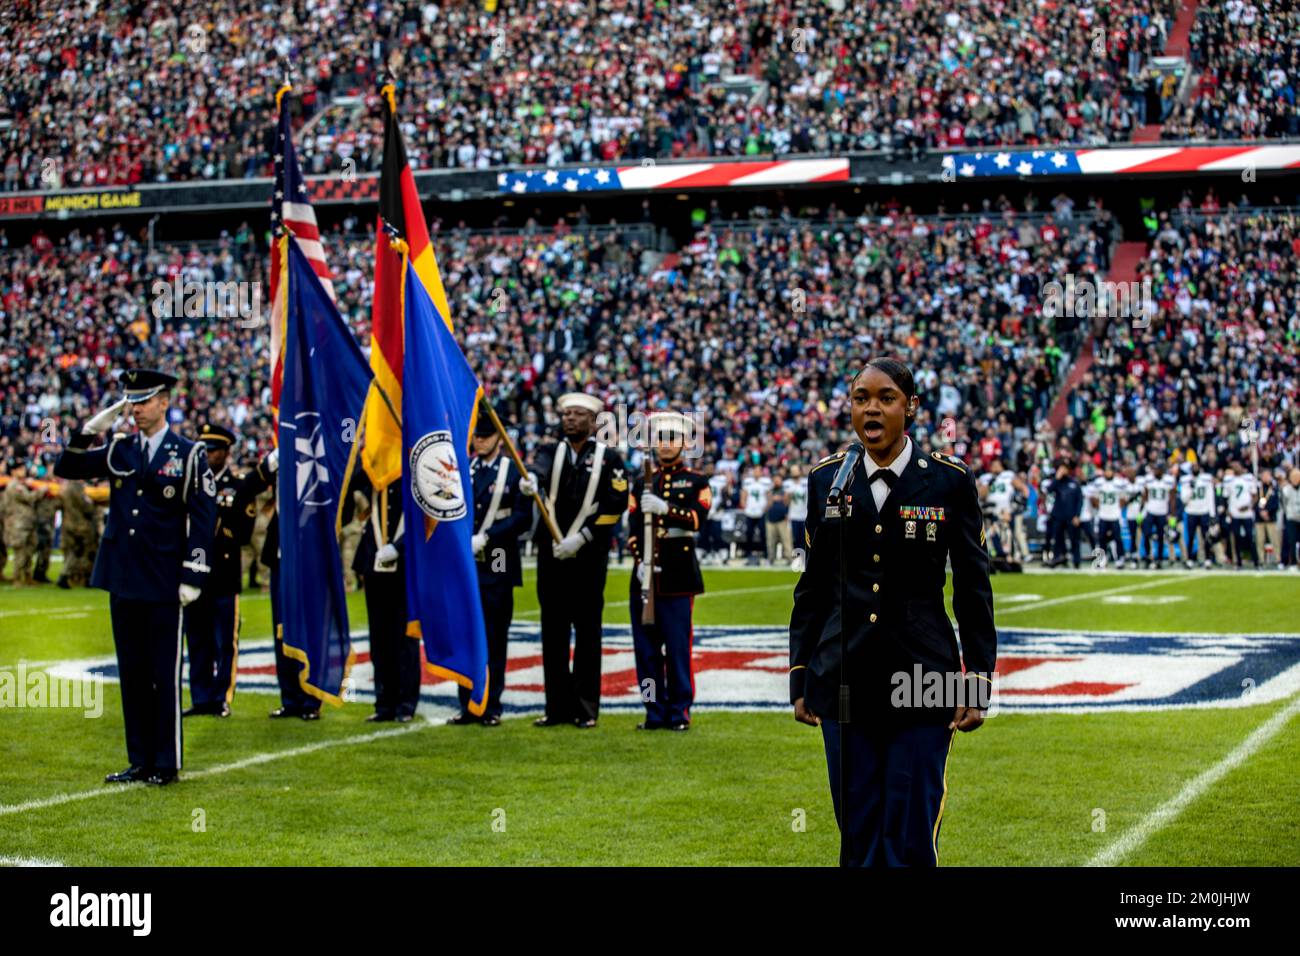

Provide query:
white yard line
left=996, top=576, right=1181, bottom=615
left=1087, top=690, right=1300, bottom=866
left=0, top=855, right=64, bottom=866
left=0, top=720, right=435, bottom=818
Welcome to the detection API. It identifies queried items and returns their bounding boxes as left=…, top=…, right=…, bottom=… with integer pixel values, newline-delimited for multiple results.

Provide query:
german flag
left=362, top=83, right=455, bottom=491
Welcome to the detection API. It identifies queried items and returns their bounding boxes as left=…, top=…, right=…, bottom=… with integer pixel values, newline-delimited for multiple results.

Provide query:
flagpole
left=480, top=395, right=562, bottom=543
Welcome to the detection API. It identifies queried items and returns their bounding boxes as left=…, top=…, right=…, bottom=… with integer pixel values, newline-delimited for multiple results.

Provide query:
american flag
left=269, top=84, right=335, bottom=421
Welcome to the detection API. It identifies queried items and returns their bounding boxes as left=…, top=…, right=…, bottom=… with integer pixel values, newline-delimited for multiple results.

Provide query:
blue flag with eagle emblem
left=400, top=256, right=489, bottom=714
left=277, top=238, right=373, bottom=705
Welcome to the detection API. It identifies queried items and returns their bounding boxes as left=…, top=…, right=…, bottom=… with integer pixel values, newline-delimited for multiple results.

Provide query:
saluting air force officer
left=790, top=357, right=996, bottom=866
left=55, top=369, right=217, bottom=786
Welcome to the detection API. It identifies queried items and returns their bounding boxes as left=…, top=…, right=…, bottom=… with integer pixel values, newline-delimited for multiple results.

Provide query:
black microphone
left=825, top=441, right=864, bottom=511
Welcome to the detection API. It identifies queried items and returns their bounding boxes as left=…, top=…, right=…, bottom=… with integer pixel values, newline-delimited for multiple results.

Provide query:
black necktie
left=872, top=468, right=898, bottom=489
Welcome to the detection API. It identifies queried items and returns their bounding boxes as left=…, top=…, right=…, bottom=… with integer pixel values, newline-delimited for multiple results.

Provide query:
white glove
left=376, top=543, right=399, bottom=564
left=81, top=398, right=129, bottom=436
left=265, top=448, right=279, bottom=473
left=471, top=532, right=488, bottom=555
left=179, top=584, right=201, bottom=607
left=518, top=475, right=538, bottom=497
left=636, top=564, right=650, bottom=588
left=641, top=492, right=669, bottom=515
left=552, top=532, right=585, bottom=559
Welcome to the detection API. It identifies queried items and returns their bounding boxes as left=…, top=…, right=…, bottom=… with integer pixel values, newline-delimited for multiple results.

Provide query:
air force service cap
left=120, top=368, right=179, bottom=403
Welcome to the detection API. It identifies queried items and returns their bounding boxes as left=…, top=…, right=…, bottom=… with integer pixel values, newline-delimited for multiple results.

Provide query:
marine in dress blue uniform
left=344, top=468, right=420, bottom=723
left=448, top=411, right=534, bottom=726
left=54, top=369, right=217, bottom=785
left=627, top=412, right=711, bottom=731
left=790, top=358, right=996, bottom=866
left=181, top=423, right=263, bottom=718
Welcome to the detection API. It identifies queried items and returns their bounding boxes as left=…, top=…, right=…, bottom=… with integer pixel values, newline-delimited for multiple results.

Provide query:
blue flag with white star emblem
left=277, top=238, right=373, bottom=704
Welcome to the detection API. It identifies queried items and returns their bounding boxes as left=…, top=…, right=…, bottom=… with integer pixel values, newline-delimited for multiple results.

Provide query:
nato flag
left=400, top=258, right=489, bottom=714
left=277, top=237, right=373, bottom=704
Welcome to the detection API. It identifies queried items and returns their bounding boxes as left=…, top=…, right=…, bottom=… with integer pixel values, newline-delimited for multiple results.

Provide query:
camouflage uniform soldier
left=2, top=465, right=41, bottom=587
left=33, top=487, right=58, bottom=583
left=339, top=487, right=369, bottom=592
left=58, top=479, right=97, bottom=588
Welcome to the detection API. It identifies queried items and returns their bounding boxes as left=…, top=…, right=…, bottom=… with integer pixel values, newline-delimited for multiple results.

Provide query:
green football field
left=1, top=556, right=1298, bottom=867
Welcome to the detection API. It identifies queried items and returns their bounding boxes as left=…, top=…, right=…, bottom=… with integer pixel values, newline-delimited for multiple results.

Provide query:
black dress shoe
left=105, top=766, right=149, bottom=784
left=446, top=712, right=477, bottom=725
left=533, top=716, right=565, bottom=727
left=181, top=706, right=202, bottom=718
left=480, top=715, right=502, bottom=727
left=146, top=770, right=178, bottom=786
left=269, top=707, right=299, bottom=719
left=395, top=714, right=415, bottom=724
left=667, top=722, right=691, bottom=732
left=574, top=718, right=598, bottom=729
left=299, top=710, right=321, bottom=721
left=366, top=712, right=396, bottom=723
left=636, top=721, right=664, bottom=731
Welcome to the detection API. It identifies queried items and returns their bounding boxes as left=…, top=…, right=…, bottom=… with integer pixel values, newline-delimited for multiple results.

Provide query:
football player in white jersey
left=1224, top=462, right=1260, bottom=568
left=1140, top=462, right=1177, bottom=569
left=1091, top=465, right=1129, bottom=568
left=1180, top=462, right=1218, bottom=568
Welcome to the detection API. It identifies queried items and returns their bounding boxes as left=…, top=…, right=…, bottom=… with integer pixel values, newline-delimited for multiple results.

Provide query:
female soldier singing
left=789, top=357, right=997, bottom=866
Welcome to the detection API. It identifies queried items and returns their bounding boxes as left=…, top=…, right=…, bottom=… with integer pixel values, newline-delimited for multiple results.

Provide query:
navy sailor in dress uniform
left=530, top=391, right=629, bottom=728
left=448, top=410, right=534, bottom=726
left=54, top=369, right=217, bottom=785
left=790, top=358, right=996, bottom=865
left=628, top=411, right=711, bottom=731
left=180, top=423, right=262, bottom=718
left=344, top=468, right=419, bottom=723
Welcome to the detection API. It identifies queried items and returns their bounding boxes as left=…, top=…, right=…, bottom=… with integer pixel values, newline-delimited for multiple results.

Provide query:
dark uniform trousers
left=111, top=596, right=186, bottom=772
left=629, top=586, right=694, bottom=726
left=537, top=550, right=608, bottom=722
left=464, top=580, right=513, bottom=718
left=366, top=568, right=420, bottom=719
left=790, top=446, right=996, bottom=868
left=184, top=592, right=239, bottom=707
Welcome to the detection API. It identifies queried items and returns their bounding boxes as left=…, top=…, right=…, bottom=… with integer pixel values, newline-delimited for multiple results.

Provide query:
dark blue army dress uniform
left=182, top=424, right=262, bottom=717
left=459, top=441, right=532, bottom=723
left=54, top=375, right=217, bottom=781
left=628, top=458, right=712, bottom=729
left=790, top=439, right=996, bottom=866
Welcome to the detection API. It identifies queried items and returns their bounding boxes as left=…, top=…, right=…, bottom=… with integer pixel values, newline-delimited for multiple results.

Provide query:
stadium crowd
left=1170, top=0, right=1300, bottom=141
left=1, top=0, right=1196, bottom=191
left=3, top=191, right=1299, bottom=578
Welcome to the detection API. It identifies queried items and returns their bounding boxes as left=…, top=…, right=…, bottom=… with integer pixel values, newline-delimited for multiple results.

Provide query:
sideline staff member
left=789, top=357, right=996, bottom=866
